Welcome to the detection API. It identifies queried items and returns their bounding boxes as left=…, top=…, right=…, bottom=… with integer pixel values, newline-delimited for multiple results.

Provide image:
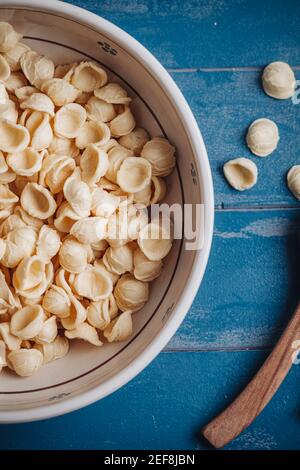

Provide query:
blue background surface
left=1, top=0, right=300, bottom=450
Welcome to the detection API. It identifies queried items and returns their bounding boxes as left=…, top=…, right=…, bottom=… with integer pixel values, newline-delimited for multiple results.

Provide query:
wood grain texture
left=167, top=208, right=300, bottom=351
left=2, top=350, right=300, bottom=450
left=65, top=0, right=300, bottom=68
left=202, top=301, right=300, bottom=448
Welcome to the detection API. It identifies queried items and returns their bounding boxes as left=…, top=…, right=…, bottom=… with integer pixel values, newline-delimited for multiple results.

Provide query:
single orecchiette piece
left=0, top=22, right=22, bottom=52
left=7, top=148, right=43, bottom=176
left=36, top=225, right=61, bottom=262
left=63, top=170, right=91, bottom=217
left=54, top=103, right=86, bottom=138
left=103, top=244, right=133, bottom=275
left=262, top=61, right=296, bottom=99
left=65, top=322, right=103, bottom=346
left=20, top=50, right=54, bottom=88
left=54, top=201, right=81, bottom=233
left=94, top=258, right=120, bottom=286
left=10, top=305, right=45, bottom=340
left=109, top=105, right=135, bottom=137
left=0, top=118, right=30, bottom=153
left=114, top=274, right=149, bottom=312
left=21, top=182, right=57, bottom=219
left=59, top=237, right=93, bottom=273
left=287, top=165, right=300, bottom=200
left=91, top=187, right=120, bottom=218
left=41, top=78, right=80, bottom=106
left=0, top=183, right=19, bottom=208
left=34, top=335, right=69, bottom=364
left=103, top=311, right=133, bottom=342
left=3, top=41, right=30, bottom=71
left=70, top=217, right=107, bottom=244
left=60, top=293, right=87, bottom=330
left=106, top=145, right=133, bottom=183
left=0, top=99, right=18, bottom=124
left=0, top=322, right=22, bottom=350
left=75, top=120, right=110, bottom=149
left=42, top=284, right=71, bottom=318
left=1, top=226, right=37, bottom=268
left=133, top=248, right=162, bottom=282
left=73, top=265, right=113, bottom=301
left=246, top=118, right=279, bottom=157
left=35, top=315, right=57, bottom=344
left=138, top=220, right=172, bottom=261
left=223, top=157, right=258, bottom=191
left=8, top=348, right=43, bottom=376
left=85, top=96, right=116, bottom=122
left=119, top=127, right=150, bottom=155
left=117, top=156, right=152, bottom=193
left=87, top=294, right=118, bottom=329
left=149, top=176, right=167, bottom=204
left=0, top=54, right=10, bottom=81
left=94, top=82, right=131, bottom=104
left=71, top=62, right=107, bottom=92
left=20, top=92, right=55, bottom=116
left=13, top=256, right=54, bottom=299
left=80, top=144, right=109, bottom=185
left=40, top=153, right=75, bottom=194
left=21, top=110, right=53, bottom=151
left=141, top=137, right=176, bottom=176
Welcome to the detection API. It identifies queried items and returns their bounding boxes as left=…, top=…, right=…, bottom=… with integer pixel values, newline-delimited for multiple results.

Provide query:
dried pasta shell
left=0, top=168, right=16, bottom=184
left=70, top=217, right=107, bottom=244
left=106, top=145, right=133, bottom=183
left=94, top=82, right=131, bottom=104
left=8, top=348, right=43, bottom=376
left=103, top=311, right=133, bottom=342
left=76, top=91, right=93, bottom=105
left=20, top=110, right=53, bottom=151
left=0, top=83, right=9, bottom=112
left=21, top=182, right=57, bottom=219
left=126, top=204, right=148, bottom=241
left=60, top=293, right=86, bottom=330
left=0, top=213, right=25, bottom=236
left=246, top=118, right=279, bottom=157
left=87, top=294, right=118, bottom=329
left=71, top=61, right=107, bottom=92
left=13, top=256, right=54, bottom=299
left=223, top=158, right=258, bottom=191
left=0, top=54, right=10, bottom=81
left=0, top=99, right=18, bottom=123
left=80, top=144, right=109, bottom=184
left=114, top=274, right=149, bottom=312
left=7, top=148, right=43, bottom=176
left=149, top=176, right=166, bottom=204
left=5, top=71, right=28, bottom=92
left=54, top=201, right=81, bottom=233
left=119, top=127, right=150, bottom=155
left=10, top=305, right=45, bottom=340
left=63, top=172, right=91, bottom=217
left=109, top=106, right=135, bottom=137
left=0, top=322, right=21, bottom=351
left=85, top=95, right=116, bottom=122
left=262, top=61, right=296, bottom=99
left=117, top=156, right=152, bottom=193
left=40, top=153, right=76, bottom=194
left=14, top=205, right=43, bottom=231
left=73, top=265, right=113, bottom=301
left=91, top=187, right=120, bottom=218
left=0, top=118, right=30, bottom=153
left=0, top=22, right=22, bottom=53
left=48, top=135, right=79, bottom=158
left=65, top=322, right=103, bottom=346
left=34, top=335, right=69, bottom=364
left=20, top=51, right=54, bottom=88
left=15, top=85, right=39, bottom=102
left=133, top=248, right=162, bottom=282
left=35, top=316, right=57, bottom=344
left=103, top=244, right=133, bottom=275
left=138, top=220, right=172, bottom=261
left=59, top=237, right=93, bottom=273
left=1, top=227, right=37, bottom=268
left=42, top=285, right=71, bottom=318
left=0, top=269, right=19, bottom=310
left=36, top=225, right=61, bottom=262
left=0, top=184, right=18, bottom=208
left=94, top=258, right=120, bottom=286
left=3, top=42, right=30, bottom=71
left=54, top=63, right=76, bottom=79
left=54, top=102, right=86, bottom=138
left=41, top=78, right=80, bottom=106
left=75, top=120, right=110, bottom=149
left=141, top=137, right=176, bottom=176
left=20, top=92, right=54, bottom=116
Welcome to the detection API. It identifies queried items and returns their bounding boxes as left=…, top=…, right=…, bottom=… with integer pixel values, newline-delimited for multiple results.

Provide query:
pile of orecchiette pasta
left=0, top=22, right=176, bottom=377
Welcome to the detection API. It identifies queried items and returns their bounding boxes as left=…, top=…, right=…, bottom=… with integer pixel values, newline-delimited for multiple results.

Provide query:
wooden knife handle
left=202, top=301, right=300, bottom=448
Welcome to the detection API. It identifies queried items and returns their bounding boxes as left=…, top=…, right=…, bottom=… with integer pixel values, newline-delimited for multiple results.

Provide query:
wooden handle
left=202, top=301, right=300, bottom=448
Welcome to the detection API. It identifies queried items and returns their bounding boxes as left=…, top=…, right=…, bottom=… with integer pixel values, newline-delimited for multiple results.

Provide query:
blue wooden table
left=1, top=0, right=300, bottom=450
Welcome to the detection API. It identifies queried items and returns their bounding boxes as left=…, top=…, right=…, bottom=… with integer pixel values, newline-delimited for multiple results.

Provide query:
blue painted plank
left=1, top=350, right=300, bottom=450
left=171, top=70, right=300, bottom=208
left=65, top=0, right=300, bottom=68
left=167, top=208, right=300, bottom=350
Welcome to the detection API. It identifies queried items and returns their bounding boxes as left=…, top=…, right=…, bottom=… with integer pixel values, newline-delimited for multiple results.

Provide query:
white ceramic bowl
left=0, top=0, right=214, bottom=423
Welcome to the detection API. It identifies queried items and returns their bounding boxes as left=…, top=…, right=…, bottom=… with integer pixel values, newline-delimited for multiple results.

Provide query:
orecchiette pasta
left=223, top=157, right=258, bottom=191
left=0, top=22, right=176, bottom=376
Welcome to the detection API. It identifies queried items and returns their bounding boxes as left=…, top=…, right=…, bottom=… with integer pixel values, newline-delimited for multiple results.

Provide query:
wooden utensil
left=202, top=301, right=300, bottom=448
